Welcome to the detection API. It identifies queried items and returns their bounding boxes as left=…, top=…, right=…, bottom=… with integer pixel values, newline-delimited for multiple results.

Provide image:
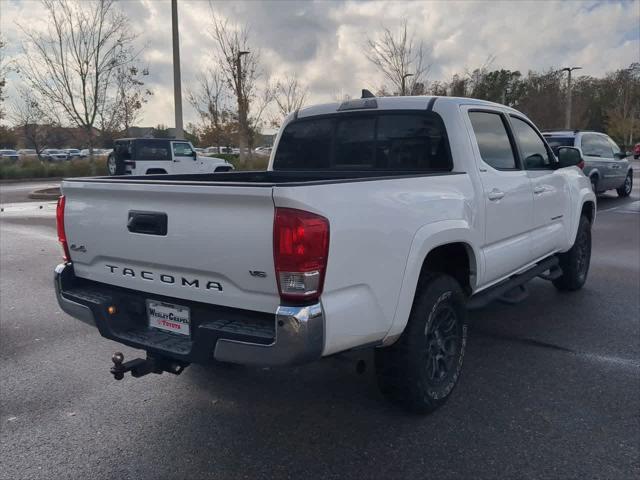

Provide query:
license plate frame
left=146, top=300, right=191, bottom=337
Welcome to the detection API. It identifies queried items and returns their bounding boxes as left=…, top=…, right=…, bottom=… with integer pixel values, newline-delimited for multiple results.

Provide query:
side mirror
left=557, top=146, right=583, bottom=168
left=525, top=153, right=546, bottom=169
left=614, top=151, right=628, bottom=160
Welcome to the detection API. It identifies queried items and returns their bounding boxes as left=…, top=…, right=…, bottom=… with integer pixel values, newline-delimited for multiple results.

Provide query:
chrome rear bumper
left=54, top=263, right=325, bottom=367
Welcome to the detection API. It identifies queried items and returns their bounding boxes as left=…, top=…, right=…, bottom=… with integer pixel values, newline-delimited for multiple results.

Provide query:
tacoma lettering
left=105, top=265, right=223, bottom=292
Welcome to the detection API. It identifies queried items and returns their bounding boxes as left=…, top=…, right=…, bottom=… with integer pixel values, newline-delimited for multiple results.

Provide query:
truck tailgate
left=62, top=180, right=279, bottom=313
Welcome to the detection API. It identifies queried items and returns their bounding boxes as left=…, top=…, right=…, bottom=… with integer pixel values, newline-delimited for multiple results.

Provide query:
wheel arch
left=383, top=221, right=480, bottom=344
left=581, top=200, right=595, bottom=224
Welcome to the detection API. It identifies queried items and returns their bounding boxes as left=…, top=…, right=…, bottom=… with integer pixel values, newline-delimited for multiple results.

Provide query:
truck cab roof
left=296, top=95, right=520, bottom=120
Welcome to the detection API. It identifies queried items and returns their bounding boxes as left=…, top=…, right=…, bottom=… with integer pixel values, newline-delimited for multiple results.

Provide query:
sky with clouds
left=1, top=0, right=639, bottom=130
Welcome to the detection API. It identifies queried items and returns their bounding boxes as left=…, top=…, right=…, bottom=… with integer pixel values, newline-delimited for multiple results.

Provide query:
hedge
left=0, top=157, right=108, bottom=180
left=0, top=153, right=270, bottom=180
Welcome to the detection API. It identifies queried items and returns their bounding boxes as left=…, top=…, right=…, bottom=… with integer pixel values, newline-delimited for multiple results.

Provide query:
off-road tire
left=107, top=153, right=125, bottom=176
left=616, top=172, right=633, bottom=198
left=553, top=215, right=591, bottom=291
left=375, top=273, right=468, bottom=414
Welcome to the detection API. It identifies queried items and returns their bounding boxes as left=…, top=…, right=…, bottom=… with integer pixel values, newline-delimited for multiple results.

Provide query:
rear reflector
left=56, top=195, right=71, bottom=262
left=273, top=208, right=329, bottom=303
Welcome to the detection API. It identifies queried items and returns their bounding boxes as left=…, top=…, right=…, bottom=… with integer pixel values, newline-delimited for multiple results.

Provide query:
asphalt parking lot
left=0, top=180, right=638, bottom=479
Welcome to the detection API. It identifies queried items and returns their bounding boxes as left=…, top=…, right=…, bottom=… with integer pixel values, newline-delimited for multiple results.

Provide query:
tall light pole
left=171, top=0, right=184, bottom=139
left=562, top=66, right=582, bottom=129
left=236, top=50, right=250, bottom=162
left=401, top=73, right=414, bottom=96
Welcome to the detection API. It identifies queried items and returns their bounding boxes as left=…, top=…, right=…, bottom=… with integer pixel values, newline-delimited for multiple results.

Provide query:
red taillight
left=56, top=195, right=71, bottom=262
left=577, top=160, right=585, bottom=170
left=273, top=207, right=329, bottom=303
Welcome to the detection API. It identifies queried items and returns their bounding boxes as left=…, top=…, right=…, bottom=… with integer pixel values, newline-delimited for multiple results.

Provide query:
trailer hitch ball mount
left=110, top=352, right=189, bottom=380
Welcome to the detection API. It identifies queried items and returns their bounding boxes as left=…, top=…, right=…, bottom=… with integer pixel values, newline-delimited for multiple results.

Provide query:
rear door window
left=581, top=134, right=600, bottom=156
left=272, top=112, right=452, bottom=171
left=136, top=140, right=171, bottom=161
left=468, top=111, right=517, bottom=170
left=595, top=136, right=614, bottom=158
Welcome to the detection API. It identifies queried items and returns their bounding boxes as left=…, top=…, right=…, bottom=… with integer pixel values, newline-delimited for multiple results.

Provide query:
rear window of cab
left=273, top=112, right=452, bottom=172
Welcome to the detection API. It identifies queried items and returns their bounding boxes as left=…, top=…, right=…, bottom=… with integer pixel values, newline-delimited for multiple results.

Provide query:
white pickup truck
left=54, top=95, right=595, bottom=413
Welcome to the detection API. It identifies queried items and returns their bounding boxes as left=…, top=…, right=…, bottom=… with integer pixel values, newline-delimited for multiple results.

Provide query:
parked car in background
left=544, top=130, right=633, bottom=197
left=0, top=149, right=20, bottom=162
left=194, top=148, right=205, bottom=155
left=64, top=148, right=82, bottom=159
left=633, top=143, right=640, bottom=159
left=107, top=138, right=234, bottom=175
left=17, top=149, right=37, bottom=158
left=41, top=149, right=69, bottom=162
left=206, top=146, right=234, bottom=155
left=254, top=146, right=272, bottom=156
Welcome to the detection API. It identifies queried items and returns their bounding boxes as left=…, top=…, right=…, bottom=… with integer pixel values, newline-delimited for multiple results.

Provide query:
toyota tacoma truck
left=54, top=95, right=595, bottom=413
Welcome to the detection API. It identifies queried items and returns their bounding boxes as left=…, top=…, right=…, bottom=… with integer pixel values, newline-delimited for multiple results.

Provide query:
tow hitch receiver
left=110, top=352, right=189, bottom=380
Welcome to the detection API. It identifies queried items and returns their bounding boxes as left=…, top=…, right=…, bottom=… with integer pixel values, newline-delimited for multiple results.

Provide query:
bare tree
left=605, top=63, right=640, bottom=147
left=0, top=37, right=10, bottom=120
left=365, top=20, right=430, bottom=96
left=248, top=82, right=274, bottom=145
left=18, top=0, right=141, bottom=172
left=187, top=69, right=232, bottom=149
left=98, top=66, right=152, bottom=137
left=10, top=89, right=58, bottom=157
left=209, top=11, right=267, bottom=164
left=270, top=75, right=308, bottom=128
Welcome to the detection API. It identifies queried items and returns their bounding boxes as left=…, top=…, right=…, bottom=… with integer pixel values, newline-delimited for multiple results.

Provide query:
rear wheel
left=590, top=175, right=599, bottom=194
left=553, top=215, right=591, bottom=291
left=616, top=172, right=633, bottom=197
left=375, top=273, right=468, bottom=414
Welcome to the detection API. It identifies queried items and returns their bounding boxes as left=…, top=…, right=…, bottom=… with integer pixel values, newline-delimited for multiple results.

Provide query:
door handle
left=610, top=164, right=621, bottom=169
left=488, top=189, right=505, bottom=201
left=534, top=186, right=546, bottom=194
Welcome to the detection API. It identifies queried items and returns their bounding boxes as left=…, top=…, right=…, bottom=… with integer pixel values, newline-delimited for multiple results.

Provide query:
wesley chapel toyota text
left=54, top=95, right=595, bottom=413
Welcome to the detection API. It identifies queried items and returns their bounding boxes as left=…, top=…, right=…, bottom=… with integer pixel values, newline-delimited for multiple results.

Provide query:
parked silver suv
left=544, top=130, right=633, bottom=197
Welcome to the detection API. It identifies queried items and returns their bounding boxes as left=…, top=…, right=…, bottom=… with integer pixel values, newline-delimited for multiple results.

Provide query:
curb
left=28, top=187, right=61, bottom=200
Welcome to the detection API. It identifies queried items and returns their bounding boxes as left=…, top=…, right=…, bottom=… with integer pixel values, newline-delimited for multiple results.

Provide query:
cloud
left=1, top=0, right=638, bottom=129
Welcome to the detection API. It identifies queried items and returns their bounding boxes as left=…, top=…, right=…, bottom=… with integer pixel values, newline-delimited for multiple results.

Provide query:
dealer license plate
left=147, top=300, right=190, bottom=336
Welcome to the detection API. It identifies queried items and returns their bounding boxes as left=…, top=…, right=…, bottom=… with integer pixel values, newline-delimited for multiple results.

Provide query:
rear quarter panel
left=274, top=174, right=477, bottom=355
